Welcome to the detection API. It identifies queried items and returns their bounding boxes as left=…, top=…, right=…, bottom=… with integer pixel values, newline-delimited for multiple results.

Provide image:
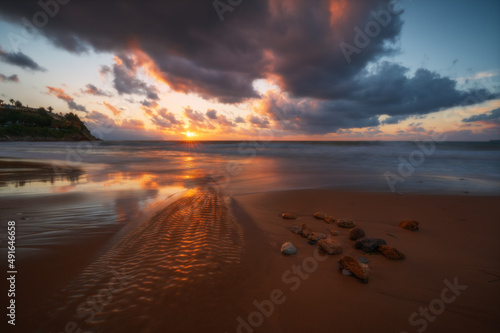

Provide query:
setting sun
left=185, top=131, right=196, bottom=139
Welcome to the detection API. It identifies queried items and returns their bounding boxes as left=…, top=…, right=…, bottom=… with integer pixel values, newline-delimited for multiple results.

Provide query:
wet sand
left=1, top=187, right=500, bottom=332
left=230, top=189, right=500, bottom=333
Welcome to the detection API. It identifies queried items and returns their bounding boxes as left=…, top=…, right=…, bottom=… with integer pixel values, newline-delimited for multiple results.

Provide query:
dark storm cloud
left=256, top=62, right=500, bottom=134
left=0, top=47, right=45, bottom=71
left=0, top=0, right=497, bottom=130
left=0, top=0, right=402, bottom=103
left=462, top=108, right=500, bottom=123
left=0, top=73, right=19, bottom=82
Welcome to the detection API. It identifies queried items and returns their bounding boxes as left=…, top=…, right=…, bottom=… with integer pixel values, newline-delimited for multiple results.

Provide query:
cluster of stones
left=280, top=211, right=420, bottom=283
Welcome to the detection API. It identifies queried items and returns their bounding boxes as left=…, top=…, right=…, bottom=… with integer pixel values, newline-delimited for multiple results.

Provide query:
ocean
left=1, top=140, right=499, bottom=197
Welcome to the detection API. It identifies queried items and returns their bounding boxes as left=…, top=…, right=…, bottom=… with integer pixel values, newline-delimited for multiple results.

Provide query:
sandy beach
left=2, top=183, right=499, bottom=332
left=1, top=142, right=499, bottom=332
left=230, top=189, right=500, bottom=333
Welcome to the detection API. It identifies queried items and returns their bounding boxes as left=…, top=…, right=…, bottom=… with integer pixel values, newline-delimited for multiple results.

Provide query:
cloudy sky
left=0, top=0, right=499, bottom=140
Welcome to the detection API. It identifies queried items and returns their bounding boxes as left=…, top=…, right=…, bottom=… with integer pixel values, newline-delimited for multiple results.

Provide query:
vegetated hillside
left=0, top=107, right=98, bottom=141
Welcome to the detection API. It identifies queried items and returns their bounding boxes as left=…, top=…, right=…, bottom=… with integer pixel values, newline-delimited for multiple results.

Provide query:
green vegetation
left=0, top=106, right=98, bottom=141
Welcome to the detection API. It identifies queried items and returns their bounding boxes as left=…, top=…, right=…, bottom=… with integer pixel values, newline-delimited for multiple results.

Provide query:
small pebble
left=337, top=219, right=356, bottom=228
left=399, top=220, right=419, bottom=231
left=342, top=269, right=353, bottom=276
left=324, top=216, right=336, bottom=224
left=378, top=245, right=405, bottom=260
left=349, top=227, right=365, bottom=240
left=357, top=256, right=370, bottom=264
left=282, top=213, right=297, bottom=219
left=313, top=212, right=328, bottom=220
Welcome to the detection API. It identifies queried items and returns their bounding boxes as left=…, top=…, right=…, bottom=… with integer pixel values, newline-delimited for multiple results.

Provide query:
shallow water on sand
left=39, top=188, right=244, bottom=333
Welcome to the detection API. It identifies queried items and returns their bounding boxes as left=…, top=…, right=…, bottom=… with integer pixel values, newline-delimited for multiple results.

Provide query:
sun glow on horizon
left=185, top=131, right=197, bottom=139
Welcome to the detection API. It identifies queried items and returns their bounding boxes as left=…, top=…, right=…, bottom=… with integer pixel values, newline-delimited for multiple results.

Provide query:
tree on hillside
left=9, top=99, right=14, bottom=105
left=47, top=106, right=53, bottom=113
left=14, top=100, right=22, bottom=107
left=64, top=112, right=81, bottom=122
left=0, top=99, right=4, bottom=105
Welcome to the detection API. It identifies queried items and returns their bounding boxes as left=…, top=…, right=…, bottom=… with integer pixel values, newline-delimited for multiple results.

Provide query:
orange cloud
left=103, top=101, right=122, bottom=116
left=47, top=86, right=73, bottom=101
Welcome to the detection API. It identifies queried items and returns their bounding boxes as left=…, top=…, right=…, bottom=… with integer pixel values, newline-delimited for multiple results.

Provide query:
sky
left=0, top=0, right=499, bottom=141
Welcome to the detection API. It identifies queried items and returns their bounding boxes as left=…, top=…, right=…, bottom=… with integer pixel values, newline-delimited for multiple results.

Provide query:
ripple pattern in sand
left=42, top=189, right=244, bottom=333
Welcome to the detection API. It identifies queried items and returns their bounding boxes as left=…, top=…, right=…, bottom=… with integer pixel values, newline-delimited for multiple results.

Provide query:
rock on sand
left=301, top=224, right=311, bottom=237
left=313, top=212, right=328, bottom=220
left=307, top=232, right=320, bottom=241
left=337, top=219, right=356, bottom=228
left=355, top=238, right=386, bottom=253
left=324, top=216, right=336, bottom=224
left=378, top=245, right=406, bottom=260
left=308, top=232, right=327, bottom=241
left=281, top=242, right=297, bottom=255
left=282, top=213, right=297, bottom=219
left=318, top=239, right=343, bottom=255
left=349, top=227, right=365, bottom=240
left=399, top=220, right=419, bottom=231
left=357, top=256, right=369, bottom=264
left=338, top=256, right=369, bottom=282
left=290, top=225, right=302, bottom=234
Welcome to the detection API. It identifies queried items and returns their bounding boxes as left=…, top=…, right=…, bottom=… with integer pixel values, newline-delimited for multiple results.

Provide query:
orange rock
left=337, top=219, right=356, bottom=228
left=301, top=224, right=310, bottom=237
left=399, top=220, right=419, bottom=231
left=338, top=256, right=369, bottom=282
left=318, top=239, right=343, bottom=255
left=378, top=245, right=406, bottom=260
left=324, top=216, right=336, bottom=224
left=313, top=212, right=328, bottom=220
